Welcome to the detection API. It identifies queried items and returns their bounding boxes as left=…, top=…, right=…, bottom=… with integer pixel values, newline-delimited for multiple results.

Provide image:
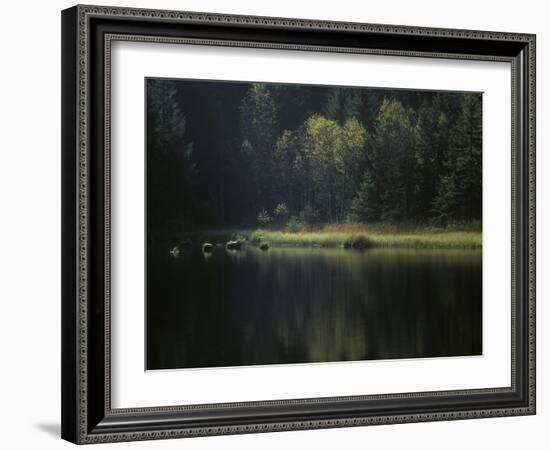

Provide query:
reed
left=248, top=227, right=481, bottom=250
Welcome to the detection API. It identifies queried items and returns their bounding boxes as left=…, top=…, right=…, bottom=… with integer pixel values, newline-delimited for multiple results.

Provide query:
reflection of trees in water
left=240, top=248, right=481, bottom=365
left=147, top=247, right=481, bottom=369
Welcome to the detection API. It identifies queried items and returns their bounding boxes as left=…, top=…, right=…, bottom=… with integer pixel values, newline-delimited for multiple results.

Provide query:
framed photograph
left=61, top=5, right=536, bottom=444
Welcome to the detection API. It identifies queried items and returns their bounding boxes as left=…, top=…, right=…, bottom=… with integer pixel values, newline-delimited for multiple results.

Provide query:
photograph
left=54, top=2, right=536, bottom=445
left=145, top=78, right=483, bottom=370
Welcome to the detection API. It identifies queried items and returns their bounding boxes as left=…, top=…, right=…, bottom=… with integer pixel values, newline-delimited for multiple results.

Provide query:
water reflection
left=147, top=246, right=482, bottom=370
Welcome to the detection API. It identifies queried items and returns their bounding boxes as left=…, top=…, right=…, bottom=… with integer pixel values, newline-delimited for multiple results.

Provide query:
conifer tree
left=146, top=79, right=195, bottom=231
left=434, top=94, right=482, bottom=222
left=414, top=97, right=451, bottom=218
left=359, top=98, right=416, bottom=221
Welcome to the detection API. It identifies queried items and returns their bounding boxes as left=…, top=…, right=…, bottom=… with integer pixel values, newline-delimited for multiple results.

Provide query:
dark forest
left=146, top=78, right=482, bottom=238
left=145, top=78, right=483, bottom=370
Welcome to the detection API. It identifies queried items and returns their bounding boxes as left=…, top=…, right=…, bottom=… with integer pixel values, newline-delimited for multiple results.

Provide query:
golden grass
left=249, top=226, right=481, bottom=250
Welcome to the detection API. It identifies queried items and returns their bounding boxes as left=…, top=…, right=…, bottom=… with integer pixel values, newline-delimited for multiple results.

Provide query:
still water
left=146, top=246, right=482, bottom=370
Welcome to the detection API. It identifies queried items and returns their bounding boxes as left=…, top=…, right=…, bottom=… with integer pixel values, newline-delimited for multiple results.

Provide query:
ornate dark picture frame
left=61, top=4, right=536, bottom=444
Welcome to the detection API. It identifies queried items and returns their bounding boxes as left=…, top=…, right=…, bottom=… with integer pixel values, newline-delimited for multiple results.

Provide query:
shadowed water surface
left=146, top=246, right=481, bottom=370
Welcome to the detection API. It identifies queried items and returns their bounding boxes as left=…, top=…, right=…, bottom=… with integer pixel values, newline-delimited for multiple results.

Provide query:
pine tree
left=347, top=173, right=377, bottom=222
left=322, top=88, right=362, bottom=123
left=414, top=97, right=451, bottom=218
left=361, top=98, right=416, bottom=222
left=434, top=94, right=482, bottom=222
left=146, top=79, right=195, bottom=231
left=147, top=79, right=188, bottom=156
left=239, top=84, right=279, bottom=216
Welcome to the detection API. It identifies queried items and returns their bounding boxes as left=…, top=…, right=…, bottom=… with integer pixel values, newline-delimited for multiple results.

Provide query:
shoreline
left=249, top=229, right=482, bottom=250
left=163, top=226, right=483, bottom=251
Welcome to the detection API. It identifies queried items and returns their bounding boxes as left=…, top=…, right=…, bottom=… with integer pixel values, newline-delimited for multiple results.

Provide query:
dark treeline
left=146, top=78, right=482, bottom=233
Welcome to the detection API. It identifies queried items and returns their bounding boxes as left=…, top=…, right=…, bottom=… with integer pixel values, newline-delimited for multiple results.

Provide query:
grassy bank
left=248, top=225, right=481, bottom=250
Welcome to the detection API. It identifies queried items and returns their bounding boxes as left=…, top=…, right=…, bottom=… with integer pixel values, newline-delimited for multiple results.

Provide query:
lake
left=146, top=245, right=482, bottom=370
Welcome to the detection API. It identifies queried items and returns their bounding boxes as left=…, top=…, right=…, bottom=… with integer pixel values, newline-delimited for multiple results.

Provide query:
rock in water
left=226, top=240, right=243, bottom=250
left=259, top=242, right=269, bottom=251
left=202, top=242, right=214, bottom=253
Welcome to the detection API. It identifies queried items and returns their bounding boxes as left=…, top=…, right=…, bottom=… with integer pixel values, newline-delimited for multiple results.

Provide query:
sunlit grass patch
left=248, top=227, right=481, bottom=250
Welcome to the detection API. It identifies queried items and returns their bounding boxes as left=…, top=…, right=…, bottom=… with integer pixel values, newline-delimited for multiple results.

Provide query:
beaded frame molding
left=61, top=4, right=536, bottom=444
